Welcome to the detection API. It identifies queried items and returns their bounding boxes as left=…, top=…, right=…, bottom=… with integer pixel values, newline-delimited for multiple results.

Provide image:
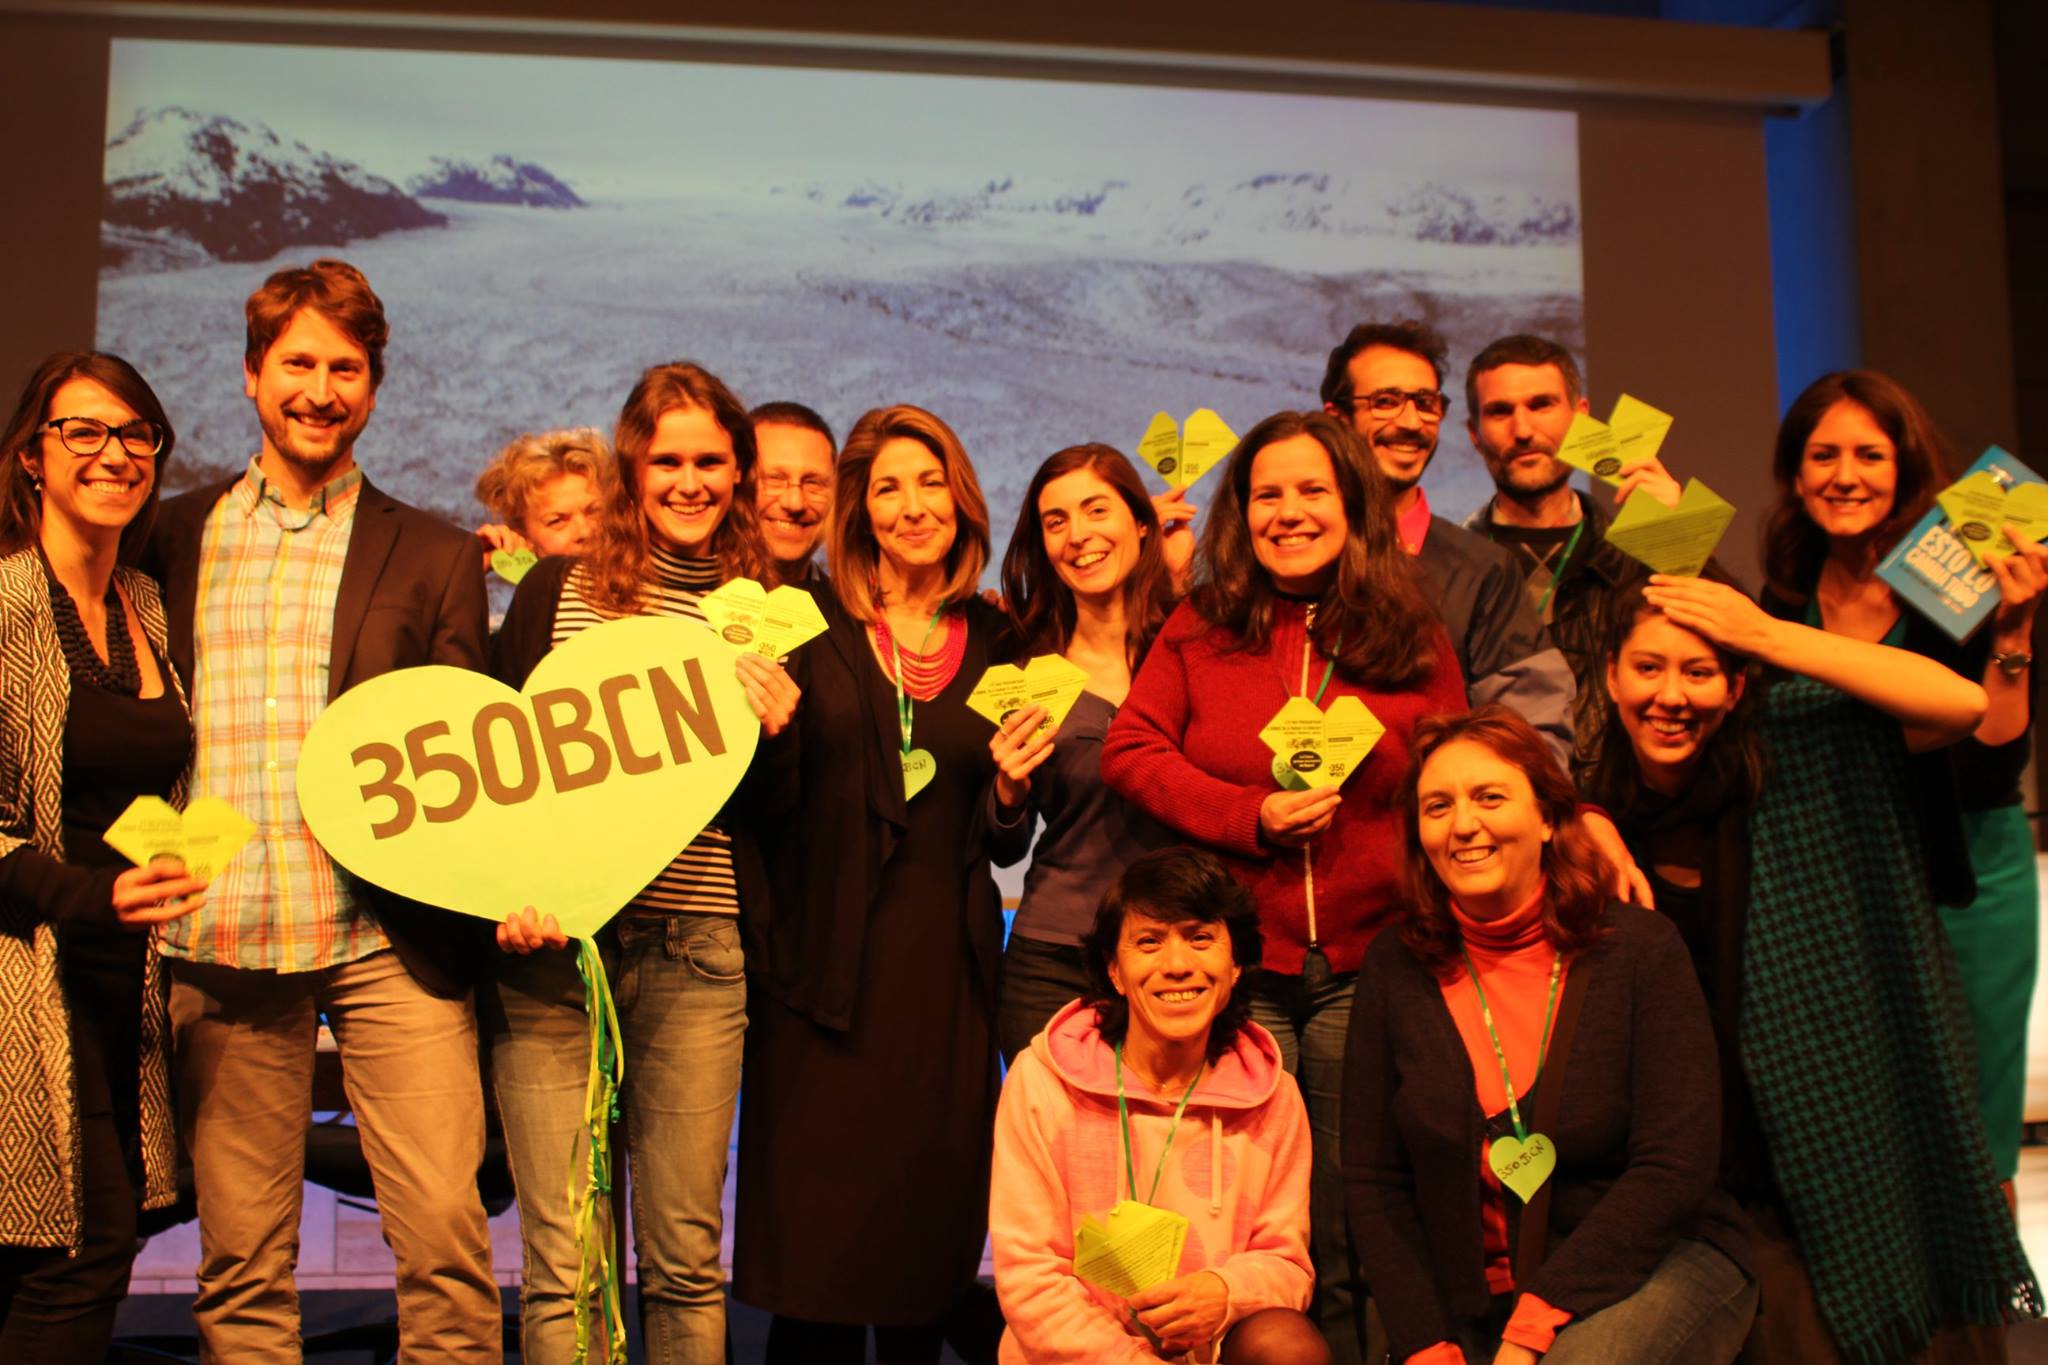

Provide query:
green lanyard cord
left=1534, top=518, right=1587, bottom=621
left=887, top=609, right=943, bottom=755
left=1458, top=945, right=1562, bottom=1143
left=1115, top=1044, right=1206, bottom=1206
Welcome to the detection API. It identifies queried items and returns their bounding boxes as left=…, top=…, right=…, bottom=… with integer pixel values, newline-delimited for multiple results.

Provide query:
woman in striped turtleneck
left=485, top=360, right=799, bottom=1365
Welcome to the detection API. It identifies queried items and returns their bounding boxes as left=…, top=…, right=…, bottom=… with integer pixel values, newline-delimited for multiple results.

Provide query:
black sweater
left=1341, top=903, right=1751, bottom=1360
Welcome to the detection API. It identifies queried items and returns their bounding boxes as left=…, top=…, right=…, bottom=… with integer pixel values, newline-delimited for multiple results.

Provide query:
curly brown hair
left=1399, top=705, right=1611, bottom=977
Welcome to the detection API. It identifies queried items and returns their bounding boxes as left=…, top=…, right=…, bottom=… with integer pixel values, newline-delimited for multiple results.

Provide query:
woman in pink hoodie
left=991, top=847, right=1326, bottom=1365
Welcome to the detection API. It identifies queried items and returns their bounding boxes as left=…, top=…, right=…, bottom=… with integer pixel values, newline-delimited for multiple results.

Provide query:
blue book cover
left=1876, top=445, right=2039, bottom=642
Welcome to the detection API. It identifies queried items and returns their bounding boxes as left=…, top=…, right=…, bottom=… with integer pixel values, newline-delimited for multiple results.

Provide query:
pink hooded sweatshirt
left=990, top=1000, right=1314, bottom=1364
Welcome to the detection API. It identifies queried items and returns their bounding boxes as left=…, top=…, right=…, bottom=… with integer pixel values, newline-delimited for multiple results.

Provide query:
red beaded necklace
left=873, top=611, right=968, bottom=702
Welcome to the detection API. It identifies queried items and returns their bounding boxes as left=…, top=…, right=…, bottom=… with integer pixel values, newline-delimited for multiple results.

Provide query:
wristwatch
left=1993, top=649, right=2033, bottom=678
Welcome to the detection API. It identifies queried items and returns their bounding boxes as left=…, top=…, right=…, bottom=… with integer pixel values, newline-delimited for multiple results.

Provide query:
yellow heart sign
left=103, top=795, right=256, bottom=881
left=490, top=547, right=538, bottom=585
left=1489, top=1131, right=1556, bottom=1202
left=1937, top=473, right=2048, bottom=565
left=1557, top=394, right=1674, bottom=485
left=698, top=577, right=829, bottom=657
left=296, top=615, right=759, bottom=939
left=1604, top=477, right=1736, bottom=577
left=1137, top=408, right=1237, bottom=492
left=1259, top=695, right=1385, bottom=791
left=965, top=654, right=1091, bottom=739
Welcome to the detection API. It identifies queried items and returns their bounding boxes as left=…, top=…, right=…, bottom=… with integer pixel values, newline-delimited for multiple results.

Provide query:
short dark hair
left=1081, top=846, right=1263, bottom=1062
left=749, top=400, right=837, bottom=452
left=1463, top=334, right=1583, bottom=419
left=0, top=351, right=175, bottom=565
left=244, top=258, right=390, bottom=389
left=1320, top=319, right=1449, bottom=407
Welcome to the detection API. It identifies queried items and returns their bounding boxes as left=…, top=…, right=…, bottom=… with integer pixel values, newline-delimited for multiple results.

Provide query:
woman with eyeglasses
left=0, top=353, right=210, bottom=1360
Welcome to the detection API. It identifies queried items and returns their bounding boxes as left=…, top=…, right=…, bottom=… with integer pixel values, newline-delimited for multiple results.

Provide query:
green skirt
left=1941, top=801, right=2041, bottom=1180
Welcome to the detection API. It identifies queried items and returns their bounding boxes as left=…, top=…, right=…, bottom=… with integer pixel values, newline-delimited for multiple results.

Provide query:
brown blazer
left=146, top=471, right=491, bottom=995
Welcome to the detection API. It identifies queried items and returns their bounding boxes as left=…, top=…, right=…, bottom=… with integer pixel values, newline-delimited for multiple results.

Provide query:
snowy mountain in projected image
left=95, top=43, right=1583, bottom=564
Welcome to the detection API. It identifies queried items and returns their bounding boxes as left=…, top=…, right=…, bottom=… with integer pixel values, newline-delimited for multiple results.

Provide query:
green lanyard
left=1300, top=604, right=1338, bottom=705
left=1114, top=1044, right=1205, bottom=1206
left=1459, top=945, right=1562, bottom=1143
left=887, top=610, right=943, bottom=755
left=1534, top=519, right=1586, bottom=621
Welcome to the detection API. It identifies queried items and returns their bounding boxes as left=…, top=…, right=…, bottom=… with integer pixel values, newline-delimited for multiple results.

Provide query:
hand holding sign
left=296, top=615, right=759, bottom=940
left=1138, top=409, right=1236, bottom=492
left=699, top=577, right=829, bottom=657
left=1558, top=394, right=1674, bottom=485
left=1604, top=478, right=1735, bottom=577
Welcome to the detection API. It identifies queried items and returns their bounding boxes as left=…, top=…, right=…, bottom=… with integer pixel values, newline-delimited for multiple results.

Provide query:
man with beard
left=750, top=400, right=836, bottom=583
left=146, top=260, right=499, bottom=1361
left=1458, top=334, right=1680, bottom=766
left=1320, top=320, right=1574, bottom=765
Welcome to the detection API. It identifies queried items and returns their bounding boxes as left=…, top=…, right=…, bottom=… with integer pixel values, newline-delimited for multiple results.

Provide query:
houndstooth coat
left=0, top=548, right=184, bottom=1249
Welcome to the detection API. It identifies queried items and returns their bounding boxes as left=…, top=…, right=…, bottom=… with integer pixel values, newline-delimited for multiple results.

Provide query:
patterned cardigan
left=0, top=548, right=185, bottom=1249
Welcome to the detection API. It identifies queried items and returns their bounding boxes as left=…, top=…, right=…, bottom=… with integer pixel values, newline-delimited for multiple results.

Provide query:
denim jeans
left=996, top=935, right=1093, bottom=1066
left=1454, top=1239, right=1756, bottom=1365
left=484, top=912, right=746, bottom=1365
left=1248, top=952, right=1379, bottom=1365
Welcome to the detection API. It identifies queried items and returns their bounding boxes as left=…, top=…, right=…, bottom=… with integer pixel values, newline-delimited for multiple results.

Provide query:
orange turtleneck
left=1413, top=883, right=1573, bottom=1361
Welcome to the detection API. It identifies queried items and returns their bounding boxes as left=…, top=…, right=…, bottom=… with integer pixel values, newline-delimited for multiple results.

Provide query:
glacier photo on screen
left=97, top=39, right=1584, bottom=561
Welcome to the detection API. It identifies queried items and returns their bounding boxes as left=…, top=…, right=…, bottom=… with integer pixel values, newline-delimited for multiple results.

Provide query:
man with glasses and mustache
left=1457, top=334, right=1680, bottom=769
left=750, top=401, right=837, bottom=583
left=145, top=259, right=499, bottom=1361
left=1320, top=320, right=1575, bottom=766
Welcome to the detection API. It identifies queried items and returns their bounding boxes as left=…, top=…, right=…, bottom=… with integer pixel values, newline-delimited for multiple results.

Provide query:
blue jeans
left=996, top=935, right=1093, bottom=1066
left=1455, top=1239, right=1756, bottom=1364
left=1248, top=953, right=1376, bottom=1365
left=484, top=913, right=746, bottom=1365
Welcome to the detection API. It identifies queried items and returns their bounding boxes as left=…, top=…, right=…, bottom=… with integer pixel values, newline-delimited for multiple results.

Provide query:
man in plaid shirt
left=148, top=260, right=498, bottom=1361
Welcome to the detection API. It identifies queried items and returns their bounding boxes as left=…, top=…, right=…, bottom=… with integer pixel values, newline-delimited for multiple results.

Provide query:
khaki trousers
left=168, top=949, right=500, bottom=1363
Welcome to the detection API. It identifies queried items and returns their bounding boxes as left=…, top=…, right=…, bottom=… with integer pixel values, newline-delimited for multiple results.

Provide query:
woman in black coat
left=733, top=404, right=1026, bottom=1365
left=1343, top=705, right=1753, bottom=1365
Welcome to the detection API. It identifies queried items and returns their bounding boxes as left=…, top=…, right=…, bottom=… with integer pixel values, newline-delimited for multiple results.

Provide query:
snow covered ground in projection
left=101, top=195, right=1578, bottom=555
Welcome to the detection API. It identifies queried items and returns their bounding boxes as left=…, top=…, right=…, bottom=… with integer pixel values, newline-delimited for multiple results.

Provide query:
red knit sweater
left=1101, top=599, right=1467, bottom=975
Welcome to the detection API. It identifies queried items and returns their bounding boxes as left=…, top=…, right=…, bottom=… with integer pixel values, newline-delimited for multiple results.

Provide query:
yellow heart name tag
left=103, top=795, right=256, bottom=881
left=1258, top=695, right=1385, bottom=790
left=1937, top=473, right=2048, bottom=565
left=902, top=747, right=937, bottom=800
left=490, top=547, right=538, bottom=585
left=698, top=577, right=829, bottom=657
left=1489, top=1131, right=1557, bottom=1203
left=1557, top=393, right=1674, bottom=485
left=1072, top=1200, right=1190, bottom=1299
left=1603, top=477, right=1736, bottom=577
left=965, top=654, right=1090, bottom=739
left=1138, top=408, right=1237, bottom=492
left=296, top=615, right=759, bottom=940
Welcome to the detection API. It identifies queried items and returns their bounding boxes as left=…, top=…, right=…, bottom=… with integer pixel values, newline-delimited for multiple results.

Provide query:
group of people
left=0, top=256, right=2040, bottom=1365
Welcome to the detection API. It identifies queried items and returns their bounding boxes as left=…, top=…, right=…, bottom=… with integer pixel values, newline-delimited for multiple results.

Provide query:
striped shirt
left=158, top=459, right=389, bottom=971
left=554, top=545, right=741, bottom=917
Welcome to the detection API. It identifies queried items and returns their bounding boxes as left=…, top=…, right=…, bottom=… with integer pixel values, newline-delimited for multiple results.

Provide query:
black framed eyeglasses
left=1350, top=388, right=1448, bottom=419
left=45, top=417, right=165, bottom=459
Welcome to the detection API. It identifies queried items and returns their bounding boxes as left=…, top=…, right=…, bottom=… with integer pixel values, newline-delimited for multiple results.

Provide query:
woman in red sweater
left=1101, top=409, right=1467, bottom=1362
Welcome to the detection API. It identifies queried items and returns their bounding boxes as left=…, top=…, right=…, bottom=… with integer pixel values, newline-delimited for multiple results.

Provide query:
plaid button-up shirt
left=157, top=458, right=389, bottom=971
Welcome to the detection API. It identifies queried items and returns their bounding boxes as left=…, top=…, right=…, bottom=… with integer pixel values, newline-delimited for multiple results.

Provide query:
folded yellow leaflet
left=1072, top=1200, right=1190, bottom=1299
left=1259, top=695, right=1385, bottom=792
left=1936, top=473, right=2048, bottom=565
left=1557, top=393, right=1674, bottom=486
left=103, top=795, right=256, bottom=882
left=698, top=577, right=829, bottom=658
left=965, top=654, right=1091, bottom=739
left=1603, top=478, right=1736, bottom=578
left=1138, top=408, right=1236, bottom=492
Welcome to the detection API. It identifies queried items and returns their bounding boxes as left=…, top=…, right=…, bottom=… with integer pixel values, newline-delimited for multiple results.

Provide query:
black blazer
left=754, top=589, right=1023, bottom=1031
left=1342, top=904, right=1751, bottom=1361
left=146, top=472, right=492, bottom=996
